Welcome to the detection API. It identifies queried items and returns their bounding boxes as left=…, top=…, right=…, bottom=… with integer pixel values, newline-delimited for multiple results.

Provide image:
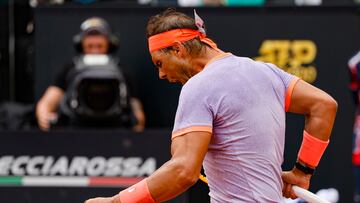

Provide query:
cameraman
left=36, top=17, right=145, bottom=131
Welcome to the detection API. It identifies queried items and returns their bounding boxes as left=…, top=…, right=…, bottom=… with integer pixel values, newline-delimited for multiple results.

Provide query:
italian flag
left=0, top=176, right=144, bottom=187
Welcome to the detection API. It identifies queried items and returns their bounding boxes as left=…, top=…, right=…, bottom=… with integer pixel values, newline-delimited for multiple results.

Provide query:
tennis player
left=85, top=8, right=337, bottom=203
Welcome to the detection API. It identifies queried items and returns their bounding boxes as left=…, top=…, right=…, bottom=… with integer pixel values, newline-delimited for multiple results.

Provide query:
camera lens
left=80, top=79, right=118, bottom=112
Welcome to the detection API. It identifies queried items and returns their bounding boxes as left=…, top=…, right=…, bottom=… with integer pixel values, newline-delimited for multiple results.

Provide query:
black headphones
left=73, top=17, right=119, bottom=54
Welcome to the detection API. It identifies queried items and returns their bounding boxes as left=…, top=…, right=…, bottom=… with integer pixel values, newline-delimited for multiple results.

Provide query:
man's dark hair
left=73, top=17, right=119, bottom=54
left=146, top=8, right=209, bottom=56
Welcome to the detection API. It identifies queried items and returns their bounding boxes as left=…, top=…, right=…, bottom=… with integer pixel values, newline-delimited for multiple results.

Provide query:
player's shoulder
left=180, top=72, right=215, bottom=99
left=226, top=55, right=266, bottom=70
left=182, top=74, right=205, bottom=92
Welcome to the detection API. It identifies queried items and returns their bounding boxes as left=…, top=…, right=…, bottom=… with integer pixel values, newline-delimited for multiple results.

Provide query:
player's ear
left=172, top=41, right=187, bottom=57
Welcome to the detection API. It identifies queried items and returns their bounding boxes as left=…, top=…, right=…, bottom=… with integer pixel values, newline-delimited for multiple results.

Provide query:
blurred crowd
left=0, top=0, right=359, bottom=131
left=25, top=0, right=360, bottom=7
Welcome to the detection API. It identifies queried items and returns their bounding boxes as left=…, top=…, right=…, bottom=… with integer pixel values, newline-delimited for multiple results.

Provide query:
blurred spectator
left=294, top=0, right=321, bottom=6
left=29, top=0, right=65, bottom=7
left=225, top=0, right=264, bottom=6
left=36, top=17, right=145, bottom=131
left=348, top=50, right=360, bottom=203
left=178, top=0, right=265, bottom=7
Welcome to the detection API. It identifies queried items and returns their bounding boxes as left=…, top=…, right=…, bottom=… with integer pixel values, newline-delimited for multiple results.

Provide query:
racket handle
left=292, top=185, right=330, bottom=203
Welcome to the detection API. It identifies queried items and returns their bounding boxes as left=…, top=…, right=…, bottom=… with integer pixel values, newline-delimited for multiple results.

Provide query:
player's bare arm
left=147, top=131, right=211, bottom=202
left=288, top=79, right=337, bottom=140
left=85, top=131, right=211, bottom=203
left=282, top=79, right=337, bottom=199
